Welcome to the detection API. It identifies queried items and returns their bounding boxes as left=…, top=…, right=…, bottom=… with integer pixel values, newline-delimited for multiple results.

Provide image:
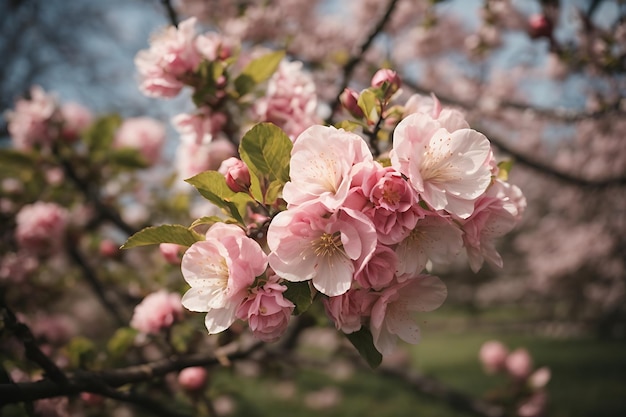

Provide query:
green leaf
left=335, top=120, right=364, bottom=132
left=108, top=148, right=149, bottom=169
left=84, top=114, right=122, bottom=153
left=0, top=149, right=36, bottom=169
left=497, top=160, right=514, bottom=181
left=185, top=170, right=252, bottom=224
left=283, top=281, right=312, bottom=315
left=234, top=50, right=285, bottom=97
left=107, top=327, right=138, bottom=358
left=357, top=89, right=379, bottom=124
left=239, top=123, right=292, bottom=185
left=345, top=327, right=383, bottom=368
left=189, top=216, right=225, bottom=230
left=121, top=224, right=203, bottom=249
left=65, top=337, right=97, bottom=369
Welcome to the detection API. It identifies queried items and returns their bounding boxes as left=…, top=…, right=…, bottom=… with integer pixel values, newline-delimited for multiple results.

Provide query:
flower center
left=313, top=232, right=343, bottom=257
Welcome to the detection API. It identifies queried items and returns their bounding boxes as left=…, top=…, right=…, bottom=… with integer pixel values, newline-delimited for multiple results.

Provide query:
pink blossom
left=236, top=277, right=294, bottom=342
left=528, top=367, right=551, bottom=390
left=403, top=93, right=442, bottom=119
left=267, top=202, right=377, bottom=297
left=528, top=14, right=552, bottom=39
left=130, top=290, right=183, bottom=335
left=0, top=252, right=39, bottom=283
left=181, top=223, right=268, bottom=334
left=395, top=214, right=464, bottom=278
left=462, top=180, right=526, bottom=272
left=479, top=340, right=509, bottom=374
left=59, top=102, right=92, bottom=140
left=219, top=157, right=251, bottom=193
left=159, top=243, right=183, bottom=264
left=370, top=275, right=447, bottom=355
left=114, top=117, right=166, bottom=165
left=283, top=125, right=373, bottom=210
left=253, top=60, right=320, bottom=140
left=196, top=31, right=236, bottom=61
left=172, top=108, right=227, bottom=145
left=391, top=111, right=492, bottom=218
left=324, top=288, right=377, bottom=333
left=135, top=17, right=202, bottom=98
left=517, top=391, right=548, bottom=417
left=371, top=68, right=401, bottom=96
left=178, top=366, right=208, bottom=391
left=348, top=162, right=423, bottom=245
left=505, top=348, right=533, bottom=380
left=6, top=86, right=59, bottom=150
left=100, top=239, right=120, bottom=258
left=339, top=88, right=364, bottom=118
left=354, top=244, right=398, bottom=290
left=15, top=202, right=69, bottom=255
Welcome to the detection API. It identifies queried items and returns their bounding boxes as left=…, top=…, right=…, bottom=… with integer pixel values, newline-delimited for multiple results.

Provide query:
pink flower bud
left=528, top=14, right=552, bottom=39
left=339, top=88, right=364, bottom=118
left=479, top=340, right=509, bottom=374
left=371, top=69, right=401, bottom=96
left=99, top=239, right=120, bottom=258
left=159, top=243, right=183, bottom=264
left=505, top=347, right=533, bottom=379
left=528, top=366, right=551, bottom=389
left=178, top=366, right=208, bottom=392
left=219, top=157, right=251, bottom=193
left=81, top=392, right=104, bottom=406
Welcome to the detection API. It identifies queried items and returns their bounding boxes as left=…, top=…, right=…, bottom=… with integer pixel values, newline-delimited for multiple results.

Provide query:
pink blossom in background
left=159, top=243, right=183, bottom=264
left=6, top=85, right=58, bottom=150
left=219, top=157, right=251, bottom=193
left=181, top=223, right=268, bottom=334
left=462, top=180, right=526, bottom=272
left=59, top=102, right=92, bottom=140
left=517, top=391, right=548, bottom=417
left=370, top=275, right=447, bottom=355
left=505, top=347, right=533, bottom=380
left=394, top=214, right=464, bottom=278
left=196, top=31, right=236, bottom=61
left=114, top=117, right=166, bottom=165
left=324, top=288, right=377, bottom=334
left=236, top=277, right=294, bottom=342
left=15, top=202, right=69, bottom=255
left=478, top=340, right=509, bottom=374
left=178, top=366, right=208, bottom=391
left=172, top=108, right=227, bottom=145
left=130, top=290, right=183, bottom=335
left=282, top=125, right=373, bottom=210
left=391, top=111, right=492, bottom=219
left=135, top=17, right=202, bottom=98
left=253, top=60, right=321, bottom=140
left=528, top=366, right=551, bottom=390
left=267, top=203, right=377, bottom=297
left=0, top=252, right=39, bottom=283
left=174, top=138, right=237, bottom=184
left=403, top=93, right=442, bottom=119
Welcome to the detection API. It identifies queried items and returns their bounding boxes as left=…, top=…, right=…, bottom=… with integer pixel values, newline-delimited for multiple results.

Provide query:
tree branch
left=327, top=0, right=400, bottom=124
left=161, top=0, right=179, bottom=27
left=0, top=341, right=263, bottom=405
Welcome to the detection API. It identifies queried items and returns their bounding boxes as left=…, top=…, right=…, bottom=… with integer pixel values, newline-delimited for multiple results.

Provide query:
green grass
left=208, top=306, right=626, bottom=417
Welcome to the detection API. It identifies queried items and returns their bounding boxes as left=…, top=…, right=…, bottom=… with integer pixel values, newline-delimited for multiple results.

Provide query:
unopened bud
left=371, top=69, right=401, bottom=96
left=219, top=157, right=251, bottom=193
left=159, top=243, right=183, bottom=264
left=528, top=14, right=552, bottom=39
left=339, top=88, right=364, bottom=118
left=178, top=366, right=208, bottom=392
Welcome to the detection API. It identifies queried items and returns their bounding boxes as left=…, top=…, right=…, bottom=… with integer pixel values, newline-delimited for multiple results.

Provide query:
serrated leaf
left=84, top=114, right=122, bottom=153
left=121, top=224, right=203, bottom=249
left=189, top=216, right=225, bottom=229
left=234, top=50, right=285, bottom=97
left=239, top=123, right=292, bottom=186
left=185, top=171, right=252, bottom=224
left=345, top=327, right=383, bottom=368
left=283, top=281, right=312, bottom=315
left=357, top=89, right=379, bottom=124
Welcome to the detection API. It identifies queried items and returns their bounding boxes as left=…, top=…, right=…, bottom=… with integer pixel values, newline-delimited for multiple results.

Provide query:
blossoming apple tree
left=0, top=0, right=623, bottom=416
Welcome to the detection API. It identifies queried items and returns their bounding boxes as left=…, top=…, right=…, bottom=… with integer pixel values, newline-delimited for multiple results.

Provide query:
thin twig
left=161, top=0, right=179, bottom=27
left=327, top=0, right=400, bottom=124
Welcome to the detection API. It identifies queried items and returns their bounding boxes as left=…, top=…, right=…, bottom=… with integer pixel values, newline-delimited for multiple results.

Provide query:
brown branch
left=327, top=0, right=400, bottom=124
left=0, top=341, right=263, bottom=405
left=161, top=0, right=179, bottom=27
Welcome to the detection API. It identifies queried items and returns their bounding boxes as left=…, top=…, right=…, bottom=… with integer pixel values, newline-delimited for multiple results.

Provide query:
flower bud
left=81, top=392, right=104, bottom=406
left=99, top=239, right=120, bottom=258
left=528, top=14, right=552, bottom=39
left=339, top=88, right=364, bottom=118
left=159, top=243, right=183, bottom=264
left=505, top=347, right=533, bottom=379
left=371, top=69, right=401, bottom=96
left=178, top=366, right=208, bottom=392
left=219, top=157, right=251, bottom=193
left=479, top=340, right=509, bottom=374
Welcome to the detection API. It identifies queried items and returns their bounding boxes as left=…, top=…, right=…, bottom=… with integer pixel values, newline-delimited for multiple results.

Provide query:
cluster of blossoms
left=177, top=90, right=525, bottom=355
left=479, top=340, right=551, bottom=417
